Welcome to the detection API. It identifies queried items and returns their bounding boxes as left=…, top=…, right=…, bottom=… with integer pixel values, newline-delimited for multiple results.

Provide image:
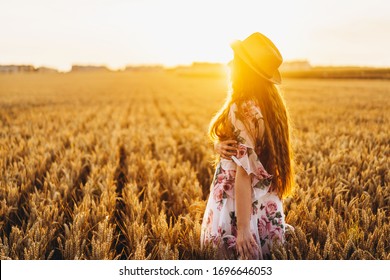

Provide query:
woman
left=200, top=32, right=295, bottom=260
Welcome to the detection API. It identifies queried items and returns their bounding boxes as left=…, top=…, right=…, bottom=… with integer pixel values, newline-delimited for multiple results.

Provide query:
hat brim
left=230, top=40, right=282, bottom=84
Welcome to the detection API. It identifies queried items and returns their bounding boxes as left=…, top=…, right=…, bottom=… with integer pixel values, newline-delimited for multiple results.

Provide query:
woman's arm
left=235, top=166, right=252, bottom=228
left=235, top=166, right=259, bottom=259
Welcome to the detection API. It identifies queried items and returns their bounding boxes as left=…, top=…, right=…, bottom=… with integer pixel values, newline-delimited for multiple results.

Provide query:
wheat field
left=0, top=72, right=389, bottom=260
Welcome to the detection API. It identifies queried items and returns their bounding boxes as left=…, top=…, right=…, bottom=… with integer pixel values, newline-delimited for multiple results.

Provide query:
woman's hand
left=214, top=139, right=238, bottom=160
left=236, top=227, right=260, bottom=260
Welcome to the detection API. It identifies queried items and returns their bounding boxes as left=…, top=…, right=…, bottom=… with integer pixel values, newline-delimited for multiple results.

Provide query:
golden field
left=0, top=72, right=389, bottom=260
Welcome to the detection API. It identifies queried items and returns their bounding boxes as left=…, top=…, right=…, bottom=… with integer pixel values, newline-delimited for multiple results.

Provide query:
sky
left=0, top=0, right=389, bottom=71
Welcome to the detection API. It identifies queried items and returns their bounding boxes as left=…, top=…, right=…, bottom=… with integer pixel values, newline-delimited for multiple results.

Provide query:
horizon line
left=1, top=60, right=390, bottom=73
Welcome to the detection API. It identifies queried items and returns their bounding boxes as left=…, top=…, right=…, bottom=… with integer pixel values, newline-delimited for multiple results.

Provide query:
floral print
left=200, top=99, right=289, bottom=259
left=212, top=164, right=236, bottom=210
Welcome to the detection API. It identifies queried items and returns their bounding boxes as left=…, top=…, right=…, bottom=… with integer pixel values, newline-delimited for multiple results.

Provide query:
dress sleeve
left=229, top=101, right=273, bottom=200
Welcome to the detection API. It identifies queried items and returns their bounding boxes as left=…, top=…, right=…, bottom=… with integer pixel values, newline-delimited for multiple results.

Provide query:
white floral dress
left=201, top=99, right=287, bottom=259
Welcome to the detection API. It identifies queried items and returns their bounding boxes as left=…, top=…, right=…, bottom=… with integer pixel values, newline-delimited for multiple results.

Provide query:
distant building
left=36, top=66, right=58, bottom=73
left=125, top=65, right=164, bottom=72
left=280, top=60, right=312, bottom=72
left=0, top=65, right=35, bottom=73
left=71, top=65, right=110, bottom=72
left=171, top=62, right=226, bottom=77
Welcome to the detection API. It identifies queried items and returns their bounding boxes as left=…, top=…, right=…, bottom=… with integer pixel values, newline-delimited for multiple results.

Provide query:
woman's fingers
left=222, top=140, right=237, bottom=148
left=236, top=240, right=245, bottom=258
left=215, top=139, right=238, bottom=159
left=245, top=241, right=254, bottom=259
left=216, top=139, right=237, bottom=151
left=239, top=240, right=259, bottom=260
left=222, top=143, right=237, bottom=153
left=220, top=149, right=230, bottom=159
left=238, top=242, right=251, bottom=260
left=238, top=248, right=246, bottom=260
left=236, top=230, right=260, bottom=260
left=237, top=244, right=244, bottom=259
left=224, top=146, right=237, bottom=153
left=224, top=139, right=238, bottom=144
left=250, top=236, right=259, bottom=249
left=226, top=141, right=238, bottom=148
